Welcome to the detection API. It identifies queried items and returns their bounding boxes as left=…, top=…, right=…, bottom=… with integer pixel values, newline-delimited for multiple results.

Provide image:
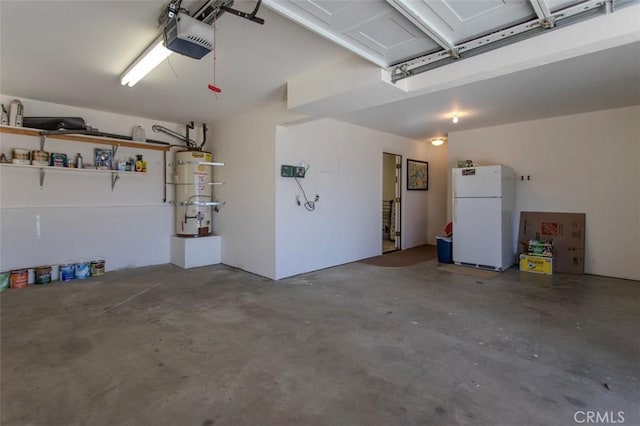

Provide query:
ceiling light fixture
left=431, top=138, right=445, bottom=146
left=120, top=37, right=172, bottom=87
left=120, top=1, right=264, bottom=88
left=452, top=116, right=459, bottom=124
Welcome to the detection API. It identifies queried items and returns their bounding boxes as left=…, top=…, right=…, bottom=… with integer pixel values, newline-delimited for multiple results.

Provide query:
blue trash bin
left=436, top=236, right=452, bottom=264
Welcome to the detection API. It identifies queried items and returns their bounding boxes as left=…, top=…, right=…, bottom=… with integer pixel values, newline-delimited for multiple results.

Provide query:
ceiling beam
left=263, top=0, right=388, bottom=68
left=529, top=0, right=555, bottom=28
left=390, top=0, right=626, bottom=82
left=385, top=0, right=459, bottom=58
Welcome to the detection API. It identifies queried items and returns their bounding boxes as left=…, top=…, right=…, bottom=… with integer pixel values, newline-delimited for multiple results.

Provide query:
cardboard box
left=518, top=212, right=585, bottom=274
left=520, top=254, right=553, bottom=275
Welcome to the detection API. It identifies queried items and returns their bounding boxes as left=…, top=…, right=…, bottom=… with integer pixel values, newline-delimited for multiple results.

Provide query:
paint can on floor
left=59, top=264, right=75, bottom=282
left=90, top=259, right=105, bottom=277
left=0, top=272, right=9, bottom=291
left=75, top=262, right=90, bottom=280
left=50, top=265, right=59, bottom=281
left=10, top=269, right=28, bottom=288
left=34, top=265, right=52, bottom=284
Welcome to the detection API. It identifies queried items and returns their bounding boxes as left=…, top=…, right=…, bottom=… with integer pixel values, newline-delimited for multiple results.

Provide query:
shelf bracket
left=111, top=172, right=120, bottom=191
left=40, top=135, right=47, bottom=151
left=111, top=144, right=120, bottom=158
left=39, top=168, right=46, bottom=187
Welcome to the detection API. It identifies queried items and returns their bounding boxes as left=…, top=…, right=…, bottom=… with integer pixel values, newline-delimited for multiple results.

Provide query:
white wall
left=207, top=102, right=306, bottom=279
left=0, top=95, right=185, bottom=272
left=274, top=118, right=448, bottom=279
left=425, top=138, right=449, bottom=243
left=447, top=106, right=640, bottom=280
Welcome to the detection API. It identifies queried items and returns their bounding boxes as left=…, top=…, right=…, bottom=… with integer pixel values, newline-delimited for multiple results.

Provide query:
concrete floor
left=1, top=259, right=639, bottom=426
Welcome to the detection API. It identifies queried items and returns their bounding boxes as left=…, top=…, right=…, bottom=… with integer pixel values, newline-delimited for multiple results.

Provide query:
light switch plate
left=281, top=165, right=294, bottom=177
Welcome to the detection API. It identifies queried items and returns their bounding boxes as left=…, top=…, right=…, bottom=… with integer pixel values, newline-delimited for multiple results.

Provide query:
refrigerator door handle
left=453, top=198, right=456, bottom=223
left=452, top=191, right=457, bottom=223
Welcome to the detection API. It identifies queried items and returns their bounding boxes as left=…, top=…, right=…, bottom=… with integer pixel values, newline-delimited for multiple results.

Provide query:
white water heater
left=175, top=150, right=214, bottom=237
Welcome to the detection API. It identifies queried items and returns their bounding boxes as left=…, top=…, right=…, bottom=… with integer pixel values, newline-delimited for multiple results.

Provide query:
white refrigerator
left=452, top=165, right=515, bottom=271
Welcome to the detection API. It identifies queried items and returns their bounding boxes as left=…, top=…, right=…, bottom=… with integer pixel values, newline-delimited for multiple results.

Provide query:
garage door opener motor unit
left=164, top=12, right=214, bottom=59
left=161, top=0, right=265, bottom=60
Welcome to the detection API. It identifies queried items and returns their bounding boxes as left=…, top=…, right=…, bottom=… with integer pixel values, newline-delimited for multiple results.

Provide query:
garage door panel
left=397, top=0, right=536, bottom=45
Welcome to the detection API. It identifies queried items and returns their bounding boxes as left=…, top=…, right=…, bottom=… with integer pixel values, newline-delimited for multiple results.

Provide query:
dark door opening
left=382, top=152, right=401, bottom=253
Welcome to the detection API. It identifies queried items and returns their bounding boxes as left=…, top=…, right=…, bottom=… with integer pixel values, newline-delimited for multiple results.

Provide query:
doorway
left=382, top=152, right=401, bottom=253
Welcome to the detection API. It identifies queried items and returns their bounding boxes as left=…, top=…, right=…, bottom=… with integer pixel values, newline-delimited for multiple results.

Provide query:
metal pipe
left=162, top=150, right=167, bottom=203
left=152, top=124, right=196, bottom=146
left=186, top=121, right=195, bottom=148
left=200, top=123, right=208, bottom=149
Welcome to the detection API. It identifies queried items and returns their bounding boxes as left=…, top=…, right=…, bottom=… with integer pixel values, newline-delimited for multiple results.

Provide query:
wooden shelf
left=0, top=125, right=170, bottom=152
left=0, top=162, right=144, bottom=190
left=0, top=162, right=142, bottom=175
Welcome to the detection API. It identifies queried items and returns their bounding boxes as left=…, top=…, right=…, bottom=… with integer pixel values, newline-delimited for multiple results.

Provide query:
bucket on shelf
left=50, top=153, right=67, bottom=167
left=31, top=150, right=49, bottom=166
left=11, top=148, right=30, bottom=165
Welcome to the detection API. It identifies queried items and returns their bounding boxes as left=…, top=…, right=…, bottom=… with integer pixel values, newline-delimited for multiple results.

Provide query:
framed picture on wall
left=407, top=159, right=428, bottom=190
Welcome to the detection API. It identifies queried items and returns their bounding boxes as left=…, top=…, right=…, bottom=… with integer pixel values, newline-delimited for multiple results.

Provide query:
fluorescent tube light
left=120, top=38, right=172, bottom=87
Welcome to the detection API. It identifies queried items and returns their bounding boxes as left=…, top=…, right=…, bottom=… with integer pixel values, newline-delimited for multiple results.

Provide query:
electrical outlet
left=294, top=166, right=306, bottom=178
left=281, top=164, right=294, bottom=177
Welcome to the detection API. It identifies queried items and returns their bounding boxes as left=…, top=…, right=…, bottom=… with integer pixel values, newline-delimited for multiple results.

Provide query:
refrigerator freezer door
left=452, top=197, right=502, bottom=270
left=452, top=165, right=502, bottom=198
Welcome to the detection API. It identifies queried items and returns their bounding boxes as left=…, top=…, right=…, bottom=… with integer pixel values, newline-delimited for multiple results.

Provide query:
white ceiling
left=338, top=41, right=640, bottom=139
left=0, top=1, right=638, bottom=142
left=0, top=1, right=353, bottom=125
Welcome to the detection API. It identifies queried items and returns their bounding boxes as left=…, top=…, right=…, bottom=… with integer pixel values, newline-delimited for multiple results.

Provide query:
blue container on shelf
left=436, top=236, right=452, bottom=264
